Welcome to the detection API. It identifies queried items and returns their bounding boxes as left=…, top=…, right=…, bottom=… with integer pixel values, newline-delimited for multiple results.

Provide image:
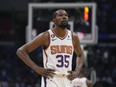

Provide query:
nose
left=62, top=15, right=67, bottom=19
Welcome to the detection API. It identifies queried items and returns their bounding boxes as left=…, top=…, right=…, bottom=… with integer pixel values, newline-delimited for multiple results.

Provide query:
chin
left=59, top=24, right=68, bottom=28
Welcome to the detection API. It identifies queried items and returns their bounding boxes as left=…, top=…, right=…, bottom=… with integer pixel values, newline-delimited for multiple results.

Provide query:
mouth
left=61, top=20, right=68, bottom=25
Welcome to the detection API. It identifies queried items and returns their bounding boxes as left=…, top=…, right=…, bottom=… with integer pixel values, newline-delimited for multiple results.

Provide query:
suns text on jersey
left=50, top=45, right=73, bottom=55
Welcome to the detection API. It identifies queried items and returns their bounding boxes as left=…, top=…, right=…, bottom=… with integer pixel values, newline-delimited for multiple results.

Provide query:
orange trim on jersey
left=44, top=49, right=48, bottom=68
left=71, top=31, right=74, bottom=52
left=51, top=29, right=68, bottom=40
left=44, top=30, right=51, bottom=51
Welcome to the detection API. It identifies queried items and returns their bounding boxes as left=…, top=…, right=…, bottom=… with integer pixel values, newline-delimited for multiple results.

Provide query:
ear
left=53, top=19, right=56, bottom=23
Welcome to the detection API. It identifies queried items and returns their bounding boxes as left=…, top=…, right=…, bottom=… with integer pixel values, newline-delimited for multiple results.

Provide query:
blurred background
left=0, top=0, right=116, bottom=87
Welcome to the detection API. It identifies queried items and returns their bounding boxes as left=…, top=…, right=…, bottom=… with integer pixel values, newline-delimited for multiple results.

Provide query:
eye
left=65, top=14, right=68, bottom=17
left=58, top=14, right=63, bottom=16
left=58, top=13, right=68, bottom=17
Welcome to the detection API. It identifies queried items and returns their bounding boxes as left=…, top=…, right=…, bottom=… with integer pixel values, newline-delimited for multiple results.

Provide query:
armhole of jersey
left=43, top=31, right=51, bottom=50
left=71, top=31, right=74, bottom=50
left=83, top=78, right=87, bottom=84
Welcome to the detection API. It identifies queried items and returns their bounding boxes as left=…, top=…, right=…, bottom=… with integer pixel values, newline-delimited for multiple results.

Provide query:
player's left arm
left=86, top=80, right=93, bottom=87
left=73, top=33, right=84, bottom=76
left=67, top=33, right=84, bottom=80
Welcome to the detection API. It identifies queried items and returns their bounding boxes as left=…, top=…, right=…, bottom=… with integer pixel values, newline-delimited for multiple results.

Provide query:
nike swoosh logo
left=52, top=38, right=57, bottom=41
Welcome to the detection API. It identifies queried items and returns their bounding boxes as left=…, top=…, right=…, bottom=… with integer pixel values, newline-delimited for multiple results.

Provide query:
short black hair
left=52, top=11, right=57, bottom=19
left=52, top=9, right=66, bottom=19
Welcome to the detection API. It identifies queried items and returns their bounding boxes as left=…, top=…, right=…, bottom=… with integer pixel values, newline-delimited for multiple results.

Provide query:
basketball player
left=16, top=9, right=84, bottom=87
left=71, top=68, right=93, bottom=87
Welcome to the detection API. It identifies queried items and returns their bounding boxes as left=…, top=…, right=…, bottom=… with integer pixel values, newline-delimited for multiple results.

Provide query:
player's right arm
left=16, top=31, right=55, bottom=78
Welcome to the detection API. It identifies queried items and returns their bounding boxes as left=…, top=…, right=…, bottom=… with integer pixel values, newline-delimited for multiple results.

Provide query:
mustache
left=61, top=20, right=68, bottom=22
left=61, top=20, right=68, bottom=24
left=58, top=20, right=68, bottom=28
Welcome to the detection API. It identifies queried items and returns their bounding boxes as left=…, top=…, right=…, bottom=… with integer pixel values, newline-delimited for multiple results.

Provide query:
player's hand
left=67, top=71, right=79, bottom=81
left=36, top=67, right=55, bottom=79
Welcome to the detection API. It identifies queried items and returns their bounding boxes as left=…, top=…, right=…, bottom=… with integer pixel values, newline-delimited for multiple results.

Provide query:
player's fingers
left=67, top=76, right=75, bottom=80
left=45, top=69, right=55, bottom=74
left=44, top=71, right=55, bottom=78
left=44, top=74, right=54, bottom=79
left=67, top=74, right=75, bottom=80
left=68, top=71, right=73, bottom=74
left=42, top=73, right=51, bottom=79
left=49, top=73, right=55, bottom=78
left=46, top=68, right=55, bottom=72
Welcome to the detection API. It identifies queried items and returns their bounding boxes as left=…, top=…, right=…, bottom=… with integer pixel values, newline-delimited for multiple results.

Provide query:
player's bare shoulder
left=27, top=31, right=49, bottom=48
left=39, top=31, right=49, bottom=41
left=17, top=31, right=49, bottom=53
left=41, top=31, right=49, bottom=47
left=35, top=31, right=49, bottom=46
left=72, top=32, right=80, bottom=46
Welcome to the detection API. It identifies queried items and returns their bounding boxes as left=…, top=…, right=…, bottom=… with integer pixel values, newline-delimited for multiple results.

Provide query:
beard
left=58, top=20, right=68, bottom=28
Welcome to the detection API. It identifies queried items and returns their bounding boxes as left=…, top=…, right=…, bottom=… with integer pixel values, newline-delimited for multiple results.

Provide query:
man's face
left=53, top=10, right=69, bottom=28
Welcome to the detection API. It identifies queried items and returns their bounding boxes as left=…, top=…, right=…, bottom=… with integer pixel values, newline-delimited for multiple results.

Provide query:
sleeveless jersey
left=43, top=29, right=74, bottom=75
left=71, top=77, right=87, bottom=87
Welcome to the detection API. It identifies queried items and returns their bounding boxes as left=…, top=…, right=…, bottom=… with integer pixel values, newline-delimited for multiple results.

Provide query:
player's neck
left=52, top=27, right=67, bottom=38
left=79, top=74, right=84, bottom=78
